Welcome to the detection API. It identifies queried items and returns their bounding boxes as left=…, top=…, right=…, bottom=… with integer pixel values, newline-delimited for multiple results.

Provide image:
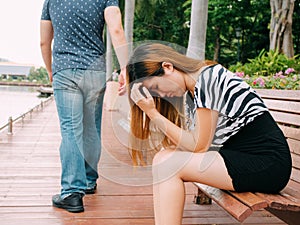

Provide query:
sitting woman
left=126, top=43, right=292, bottom=225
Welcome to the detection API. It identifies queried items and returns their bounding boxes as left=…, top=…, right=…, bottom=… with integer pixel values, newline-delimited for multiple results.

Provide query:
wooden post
left=7, top=116, right=13, bottom=135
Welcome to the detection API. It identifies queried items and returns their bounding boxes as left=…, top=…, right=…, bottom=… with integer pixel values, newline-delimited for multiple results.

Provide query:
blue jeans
left=53, top=69, right=106, bottom=197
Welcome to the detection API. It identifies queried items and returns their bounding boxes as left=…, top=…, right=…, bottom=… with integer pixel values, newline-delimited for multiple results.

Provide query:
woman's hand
left=130, top=83, right=157, bottom=116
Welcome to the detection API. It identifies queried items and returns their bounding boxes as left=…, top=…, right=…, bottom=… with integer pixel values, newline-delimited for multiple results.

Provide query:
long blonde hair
left=126, top=43, right=213, bottom=166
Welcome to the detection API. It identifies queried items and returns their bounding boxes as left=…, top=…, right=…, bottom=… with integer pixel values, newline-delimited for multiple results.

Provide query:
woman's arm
left=148, top=106, right=218, bottom=152
left=131, top=84, right=219, bottom=152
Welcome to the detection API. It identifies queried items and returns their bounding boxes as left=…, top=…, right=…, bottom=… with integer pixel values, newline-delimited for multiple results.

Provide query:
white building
left=0, top=62, right=32, bottom=79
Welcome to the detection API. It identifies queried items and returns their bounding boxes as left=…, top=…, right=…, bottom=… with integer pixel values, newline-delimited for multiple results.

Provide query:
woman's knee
left=152, top=149, right=190, bottom=183
left=152, top=149, right=174, bottom=166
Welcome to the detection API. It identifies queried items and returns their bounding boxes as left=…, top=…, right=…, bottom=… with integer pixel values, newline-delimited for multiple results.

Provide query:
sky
left=0, top=0, right=45, bottom=67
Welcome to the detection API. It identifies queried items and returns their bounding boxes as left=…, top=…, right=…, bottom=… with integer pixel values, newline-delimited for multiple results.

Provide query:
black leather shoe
left=52, top=193, right=84, bottom=213
left=85, top=184, right=97, bottom=194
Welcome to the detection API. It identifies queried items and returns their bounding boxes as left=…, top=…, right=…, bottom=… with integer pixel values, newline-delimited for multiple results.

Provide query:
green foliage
left=179, top=0, right=272, bottom=66
left=293, top=1, right=300, bottom=54
left=230, top=50, right=300, bottom=90
left=28, top=67, right=50, bottom=84
left=126, top=0, right=299, bottom=68
left=244, top=73, right=300, bottom=90
left=134, top=0, right=190, bottom=47
left=229, top=49, right=300, bottom=76
left=204, top=0, right=270, bottom=66
left=182, top=0, right=191, bottom=19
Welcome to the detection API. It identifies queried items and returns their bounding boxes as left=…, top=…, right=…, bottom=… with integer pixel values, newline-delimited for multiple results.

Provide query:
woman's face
left=142, top=73, right=186, bottom=98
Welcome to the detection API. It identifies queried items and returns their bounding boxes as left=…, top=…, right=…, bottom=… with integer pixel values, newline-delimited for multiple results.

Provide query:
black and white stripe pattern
left=194, top=64, right=268, bottom=145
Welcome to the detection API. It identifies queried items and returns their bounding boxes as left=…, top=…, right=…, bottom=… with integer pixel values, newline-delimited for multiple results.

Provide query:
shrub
left=229, top=50, right=300, bottom=90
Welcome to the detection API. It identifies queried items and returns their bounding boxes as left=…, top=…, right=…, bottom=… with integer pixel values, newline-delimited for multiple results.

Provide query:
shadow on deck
left=0, top=95, right=286, bottom=225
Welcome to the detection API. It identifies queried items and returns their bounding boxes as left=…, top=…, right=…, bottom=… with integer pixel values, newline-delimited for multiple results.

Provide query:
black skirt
left=218, top=111, right=292, bottom=193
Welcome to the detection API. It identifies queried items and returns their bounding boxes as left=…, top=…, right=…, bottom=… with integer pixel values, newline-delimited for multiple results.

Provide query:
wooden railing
left=0, top=96, right=54, bottom=135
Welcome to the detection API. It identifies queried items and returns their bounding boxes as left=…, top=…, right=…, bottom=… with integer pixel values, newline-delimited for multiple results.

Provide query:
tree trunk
left=269, top=0, right=294, bottom=58
left=106, top=30, right=113, bottom=80
left=124, top=0, right=135, bottom=55
left=213, top=27, right=220, bottom=62
left=187, top=0, right=208, bottom=60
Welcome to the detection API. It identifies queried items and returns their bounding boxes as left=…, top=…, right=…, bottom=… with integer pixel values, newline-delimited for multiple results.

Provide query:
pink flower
left=235, top=72, right=244, bottom=78
left=292, top=75, right=298, bottom=81
left=253, top=77, right=265, bottom=87
left=273, top=71, right=286, bottom=79
left=285, top=68, right=295, bottom=75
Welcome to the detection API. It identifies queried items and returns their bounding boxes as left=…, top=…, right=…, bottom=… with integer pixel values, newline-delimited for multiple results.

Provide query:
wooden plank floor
left=0, top=95, right=286, bottom=225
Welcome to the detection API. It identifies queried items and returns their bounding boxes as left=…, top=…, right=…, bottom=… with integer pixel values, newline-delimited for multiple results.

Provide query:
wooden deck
left=0, top=95, right=287, bottom=225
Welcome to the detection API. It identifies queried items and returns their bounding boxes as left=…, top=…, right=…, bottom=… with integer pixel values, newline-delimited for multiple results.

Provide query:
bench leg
left=194, top=189, right=212, bottom=205
left=266, top=208, right=300, bottom=225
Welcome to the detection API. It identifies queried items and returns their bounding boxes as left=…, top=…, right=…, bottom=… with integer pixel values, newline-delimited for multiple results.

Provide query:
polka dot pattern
left=41, top=0, right=119, bottom=74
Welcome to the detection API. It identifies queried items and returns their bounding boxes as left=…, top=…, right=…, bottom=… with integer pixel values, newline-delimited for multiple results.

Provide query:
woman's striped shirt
left=194, top=64, right=268, bottom=145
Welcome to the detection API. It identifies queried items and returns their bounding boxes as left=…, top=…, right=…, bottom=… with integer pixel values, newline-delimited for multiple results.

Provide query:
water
left=0, top=85, right=42, bottom=127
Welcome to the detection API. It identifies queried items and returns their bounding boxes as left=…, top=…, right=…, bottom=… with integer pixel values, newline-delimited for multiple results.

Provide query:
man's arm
left=40, top=20, right=53, bottom=82
left=104, top=6, right=128, bottom=94
left=104, top=6, right=128, bottom=68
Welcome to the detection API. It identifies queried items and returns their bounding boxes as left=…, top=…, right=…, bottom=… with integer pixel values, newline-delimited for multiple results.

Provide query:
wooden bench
left=193, top=89, right=300, bottom=224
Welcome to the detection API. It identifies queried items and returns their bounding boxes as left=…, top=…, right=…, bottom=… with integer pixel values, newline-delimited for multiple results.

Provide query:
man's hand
left=118, top=67, right=126, bottom=95
left=48, top=71, right=53, bottom=83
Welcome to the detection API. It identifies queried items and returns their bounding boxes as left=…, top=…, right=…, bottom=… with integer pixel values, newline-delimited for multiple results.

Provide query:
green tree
left=293, top=1, right=300, bottom=54
left=270, top=0, right=295, bottom=58
left=204, top=0, right=270, bottom=66
left=28, top=67, right=49, bottom=84
left=122, top=0, right=299, bottom=67
left=134, top=0, right=189, bottom=47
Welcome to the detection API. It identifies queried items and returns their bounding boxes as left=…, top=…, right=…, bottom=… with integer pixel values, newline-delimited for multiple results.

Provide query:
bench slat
left=291, top=167, right=300, bottom=183
left=227, top=191, right=268, bottom=210
left=282, top=180, right=300, bottom=200
left=256, top=89, right=300, bottom=101
left=291, top=152, right=300, bottom=170
left=288, top=139, right=300, bottom=156
left=256, top=192, right=300, bottom=212
left=193, top=183, right=252, bottom=222
left=270, top=111, right=300, bottom=127
left=280, top=125, right=300, bottom=141
left=263, top=99, right=300, bottom=114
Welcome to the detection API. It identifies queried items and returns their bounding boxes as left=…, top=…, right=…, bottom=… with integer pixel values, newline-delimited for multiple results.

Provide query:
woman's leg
left=152, top=149, right=234, bottom=225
